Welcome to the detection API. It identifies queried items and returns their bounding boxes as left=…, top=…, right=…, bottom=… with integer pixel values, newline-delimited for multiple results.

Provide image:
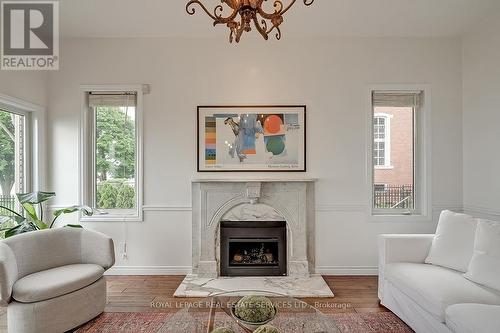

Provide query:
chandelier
left=186, top=0, right=315, bottom=43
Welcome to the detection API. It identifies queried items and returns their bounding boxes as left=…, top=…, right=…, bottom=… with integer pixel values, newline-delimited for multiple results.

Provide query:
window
left=373, top=114, right=391, bottom=167
left=0, top=109, right=28, bottom=216
left=371, top=90, right=423, bottom=215
left=81, top=86, right=142, bottom=221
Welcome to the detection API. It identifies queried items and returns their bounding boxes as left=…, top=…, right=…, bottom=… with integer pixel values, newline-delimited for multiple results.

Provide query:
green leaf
left=4, top=222, right=38, bottom=238
left=0, top=205, right=24, bottom=218
left=65, top=224, right=84, bottom=229
left=0, top=217, right=24, bottom=232
left=31, top=218, right=48, bottom=230
left=16, top=192, right=56, bottom=205
left=53, top=205, right=93, bottom=218
left=50, top=205, right=93, bottom=228
left=21, top=202, right=39, bottom=221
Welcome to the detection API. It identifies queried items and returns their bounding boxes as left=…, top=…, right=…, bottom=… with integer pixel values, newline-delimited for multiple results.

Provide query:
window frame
left=0, top=93, right=45, bottom=195
left=79, top=85, right=143, bottom=222
left=366, top=85, right=432, bottom=222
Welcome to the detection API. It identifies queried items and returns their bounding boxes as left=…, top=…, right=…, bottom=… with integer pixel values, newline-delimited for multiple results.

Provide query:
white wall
left=462, top=7, right=500, bottom=220
left=47, top=36, right=463, bottom=274
left=0, top=70, right=48, bottom=193
left=0, top=71, right=47, bottom=107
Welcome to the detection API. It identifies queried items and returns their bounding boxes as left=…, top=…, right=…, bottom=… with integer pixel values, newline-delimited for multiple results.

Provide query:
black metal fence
left=374, top=184, right=414, bottom=209
left=0, top=195, right=16, bottom=216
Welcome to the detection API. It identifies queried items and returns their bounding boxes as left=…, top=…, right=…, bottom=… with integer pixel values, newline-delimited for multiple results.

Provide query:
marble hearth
left=174, top=178, right=334, bottom=298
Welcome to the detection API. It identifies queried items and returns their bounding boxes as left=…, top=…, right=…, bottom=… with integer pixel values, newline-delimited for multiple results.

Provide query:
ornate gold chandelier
left=186, top=0, right=315, bottom=43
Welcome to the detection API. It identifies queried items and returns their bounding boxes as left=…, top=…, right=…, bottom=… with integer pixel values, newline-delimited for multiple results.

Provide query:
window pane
left=94, top=106, right=136, bottom=212
left=0, top=110, right=25, bottom=217
left=373, top=106, right=414, bottom=210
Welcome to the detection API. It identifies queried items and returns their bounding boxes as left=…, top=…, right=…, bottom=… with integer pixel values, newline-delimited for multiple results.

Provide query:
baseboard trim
left=105, top=266, right=192, bottom=276
left=105, top=266, right=378, bottom=276
left=315, top=266, right=378, bottom=275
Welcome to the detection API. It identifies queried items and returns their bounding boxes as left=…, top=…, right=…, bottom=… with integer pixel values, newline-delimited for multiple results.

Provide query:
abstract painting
left=197, top=106, right=306, bottom=172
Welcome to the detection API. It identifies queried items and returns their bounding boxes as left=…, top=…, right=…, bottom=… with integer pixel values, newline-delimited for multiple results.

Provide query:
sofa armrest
left=80, top=229, right=115, bottom=270
left=378, top=234, right=434, bottom=300
left=379, top=234, right=435, bottom=267
left=0, top=243, right=18, bottom=306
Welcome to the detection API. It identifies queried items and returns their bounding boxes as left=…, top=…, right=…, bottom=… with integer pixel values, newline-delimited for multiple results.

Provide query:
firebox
left=220, top=221, right=287, bottom=277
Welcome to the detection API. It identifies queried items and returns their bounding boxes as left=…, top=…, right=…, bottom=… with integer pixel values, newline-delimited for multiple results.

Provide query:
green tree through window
left=0, top=110, right=16, bottom=196
left=94, top=107, right=136, bottom=210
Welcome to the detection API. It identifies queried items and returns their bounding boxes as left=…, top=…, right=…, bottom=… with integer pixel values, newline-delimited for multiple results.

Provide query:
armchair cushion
left=12, top=264, right=104, bottom=303
left=0, top=242, right=18, bottom=306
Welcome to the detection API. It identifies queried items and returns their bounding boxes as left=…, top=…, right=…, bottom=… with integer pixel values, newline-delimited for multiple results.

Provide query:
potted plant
left=0, top=191, right=92, bottom=238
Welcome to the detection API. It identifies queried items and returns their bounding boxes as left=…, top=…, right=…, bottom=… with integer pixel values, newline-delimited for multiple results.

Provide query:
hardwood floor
left=105, top=275, right=388, bottom=315
left=0, top=275, right=388, bottom=332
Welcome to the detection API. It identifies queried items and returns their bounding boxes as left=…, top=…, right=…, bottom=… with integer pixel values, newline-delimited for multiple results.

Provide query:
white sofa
left=0, top=228, right=115, bottom=333
left=379, top=233, right=500, bottom=333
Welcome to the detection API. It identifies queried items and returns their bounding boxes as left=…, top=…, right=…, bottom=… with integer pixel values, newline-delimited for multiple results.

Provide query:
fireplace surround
left=191, top=178, right=316, bottom=278
left=174, top=178, right=333, bottom=297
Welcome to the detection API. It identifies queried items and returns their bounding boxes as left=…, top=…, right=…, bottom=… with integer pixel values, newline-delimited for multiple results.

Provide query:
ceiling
left=60, top=0, right=499, bottom=38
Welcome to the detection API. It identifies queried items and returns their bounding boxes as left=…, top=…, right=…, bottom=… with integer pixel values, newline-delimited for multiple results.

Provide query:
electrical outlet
left=119, top=242, right=128, bottom=260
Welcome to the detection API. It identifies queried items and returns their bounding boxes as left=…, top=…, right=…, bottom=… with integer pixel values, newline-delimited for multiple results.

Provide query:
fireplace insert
left=220, top=221, right=287, bottom=277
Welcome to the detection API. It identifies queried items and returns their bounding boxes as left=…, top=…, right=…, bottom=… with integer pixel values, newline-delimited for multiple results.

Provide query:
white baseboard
left=315, top=266, right=378, bottom=275
left=105, top=265, right=378, bottom=276
left=105, top=266, right=192, bottom=276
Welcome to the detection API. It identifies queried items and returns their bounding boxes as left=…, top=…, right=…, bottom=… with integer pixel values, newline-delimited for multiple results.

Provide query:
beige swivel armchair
left=0, top=227, right=115, bottom=333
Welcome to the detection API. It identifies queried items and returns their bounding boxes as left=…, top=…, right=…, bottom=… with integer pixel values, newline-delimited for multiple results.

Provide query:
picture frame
left=197, top=105, right=306, bottom=172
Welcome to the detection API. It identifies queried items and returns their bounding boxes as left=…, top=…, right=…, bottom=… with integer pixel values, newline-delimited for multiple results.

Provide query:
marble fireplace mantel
left=191, top=178, right=317, bottom=279
left=192, top=177, right=318, bottom=183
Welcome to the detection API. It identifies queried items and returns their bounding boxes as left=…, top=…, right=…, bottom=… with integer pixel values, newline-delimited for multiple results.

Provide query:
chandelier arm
left=265, top=23, right=282, bottom=41
left=257, top=0, right=284, bottom=19
left=234, top=16, right=248, bottom=43
left=213, top=4, right=239, bottom=24
left=253, top=17, right=269, bottom=40
left=186, top=0, right=218, bottom=20
left=275, top=26, right=282, bottom=40
left=229, top=24, right=236, bottom=43
left=280, top=0, right=314, bottom=16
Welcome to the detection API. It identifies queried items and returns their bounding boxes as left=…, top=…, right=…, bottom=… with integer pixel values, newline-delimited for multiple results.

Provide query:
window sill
left=80, top=212, right=143, bottom=223
left=369, top=213, right=431, bottom=223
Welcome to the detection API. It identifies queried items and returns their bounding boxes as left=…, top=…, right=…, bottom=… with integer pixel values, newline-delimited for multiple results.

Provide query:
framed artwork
left=197, top=105, right=306, bottom=172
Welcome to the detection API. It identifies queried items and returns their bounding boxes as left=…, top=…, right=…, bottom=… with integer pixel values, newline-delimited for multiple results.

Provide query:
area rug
left=76, top=311, right=413, bottom=333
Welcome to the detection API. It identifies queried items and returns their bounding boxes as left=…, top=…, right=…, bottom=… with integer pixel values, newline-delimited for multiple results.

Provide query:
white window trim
left=366, top=84, right=432, bottom=222
left=373, top=112, right=393, bottom=169
left=79, top=85, right=143, bottom=222
left=0, top=93, right=46, bottom=193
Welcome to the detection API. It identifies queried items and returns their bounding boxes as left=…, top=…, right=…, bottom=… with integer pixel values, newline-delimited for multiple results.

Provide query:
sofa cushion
left=385, top=263, right=500, bottom=322
left=464, top=219, right=500, bottom=291
left=446, top=304, right=500, bottom=333
left=12, top=264, right=104, bottom=303
left=425, top=210, right=478, bottom=272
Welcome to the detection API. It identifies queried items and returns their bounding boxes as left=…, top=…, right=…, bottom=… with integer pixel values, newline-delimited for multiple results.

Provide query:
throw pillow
left=464, top=219, right=500, bottom=291
left=425, top=210, right=478, bottom=272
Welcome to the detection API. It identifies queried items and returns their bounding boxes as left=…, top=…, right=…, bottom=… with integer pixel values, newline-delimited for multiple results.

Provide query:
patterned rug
left=76, top=311, right=413, bottom=333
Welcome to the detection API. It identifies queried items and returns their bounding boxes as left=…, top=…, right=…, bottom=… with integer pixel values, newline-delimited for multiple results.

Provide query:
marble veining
left=174, top=274, right=334, bottom=298
left=222, top=203, right=285, bottom=221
